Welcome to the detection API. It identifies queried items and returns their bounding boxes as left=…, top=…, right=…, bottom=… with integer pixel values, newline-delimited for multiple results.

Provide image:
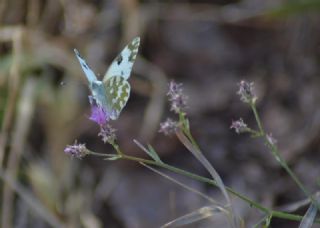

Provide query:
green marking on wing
left=128, top=37, right=140, bottom=62
left=105, top=76, right=131, bottom=119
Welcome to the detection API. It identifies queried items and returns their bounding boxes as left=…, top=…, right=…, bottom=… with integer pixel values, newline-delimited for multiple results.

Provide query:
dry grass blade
left=1, top=78, right=37, bottom=227
left=140, top=162, right=221, bottom=205
left=0, top=168, right=64, bottom=227
left=0, top=26, right=23, bottom=166
left=176, top=129, right=240, bottom=227
left=278, top=197, right=312, bottom=213
left=1, top=27, right=25, bottom=227
left=175, top=129, right=230, bottom=205
left=299, top=203, right=318, bottom=228
left=161, top=205, right=225, bottom=228
left=278, top=191, right=320, bottom=213
left=299, top=193, right=320, bottom=228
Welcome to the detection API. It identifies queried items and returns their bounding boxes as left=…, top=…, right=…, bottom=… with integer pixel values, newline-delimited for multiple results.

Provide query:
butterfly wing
left=74, top=49, right=98, bottom=88
left=75, top=37, right=140, bottom=121
left=104, top=76, right=131, bottom=120
left=74, top=49, right=112, bottom=113
left=102, top=37, right=140, bottom=119
left=103, top=37, right=140, bottom=81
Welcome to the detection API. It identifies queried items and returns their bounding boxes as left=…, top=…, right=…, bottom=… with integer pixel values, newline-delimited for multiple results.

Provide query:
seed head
left=98, top=124, right=117, bottom=144
left=64, top=142, right=89, bottom=159
left=237, top=81, right=256, bottom=104
left=167, top=81, right=187, bottom=114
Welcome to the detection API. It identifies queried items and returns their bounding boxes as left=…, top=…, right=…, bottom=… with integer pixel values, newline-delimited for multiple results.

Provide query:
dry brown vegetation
left=1, top=0, right=320, bottom=227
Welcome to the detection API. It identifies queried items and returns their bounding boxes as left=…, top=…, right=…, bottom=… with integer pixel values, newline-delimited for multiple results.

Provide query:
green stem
left=246, top=128, right=261, bottom=137
left=250, top=102, right=320, bottom=211
left=87, top=150, right=115, bottom=157
left=269, top=143, right=320, bottom=210
left=251, top=103, right=265, bottom=135
left=111, top=141, right=122, bottom=155
left=90, top=151, right=318, bottom=223
left=179, top=112, right=201, bottom=151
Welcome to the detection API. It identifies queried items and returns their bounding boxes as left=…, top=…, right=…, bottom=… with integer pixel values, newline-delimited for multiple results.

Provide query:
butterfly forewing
left=105, top=76, right=131, bottom=120
left=103, top=37, right=140, bottom=81
left=74, top=49, right=98, bottom=85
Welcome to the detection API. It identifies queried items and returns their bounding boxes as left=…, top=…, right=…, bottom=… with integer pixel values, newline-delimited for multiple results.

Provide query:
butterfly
left=74, top=37, right=140, bottom=120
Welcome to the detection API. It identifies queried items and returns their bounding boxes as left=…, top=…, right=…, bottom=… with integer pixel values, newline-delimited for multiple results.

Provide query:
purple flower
left=237, top=81, right=256, bottom=104
left=64, top=142, right=89, bottom=159
left=167, top=81, right=187, bottom=114
left=89, top=104, right=109, bottom=126
left=159, top=118, right=179, bottom=135
left=230, top=118, right=248, bottom=134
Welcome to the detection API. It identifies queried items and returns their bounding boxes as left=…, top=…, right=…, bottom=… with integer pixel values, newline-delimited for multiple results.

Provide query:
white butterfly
left=74, top=37, right=140, bottom=120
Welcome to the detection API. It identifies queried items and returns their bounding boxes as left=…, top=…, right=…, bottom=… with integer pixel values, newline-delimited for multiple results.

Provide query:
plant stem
left=250, top=102, right=320, bottom=211
left=179, top=112, right=201, bottom=151
left=111, top=142, right=122, bottom=155
left=90, top=152, right=318, bottom=223
left=251, top=103, right=265, bottom=135
left=87, top=150, right=115, bottom=157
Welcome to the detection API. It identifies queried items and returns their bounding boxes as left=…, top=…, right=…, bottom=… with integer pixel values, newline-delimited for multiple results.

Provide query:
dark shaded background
left=1, top=0, right=320, bottom=227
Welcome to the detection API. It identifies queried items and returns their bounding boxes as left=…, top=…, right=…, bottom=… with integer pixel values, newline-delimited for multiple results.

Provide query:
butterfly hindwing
left=103, top=37, right=140, bottom=81
left=105, top=76, right=131, bottom=120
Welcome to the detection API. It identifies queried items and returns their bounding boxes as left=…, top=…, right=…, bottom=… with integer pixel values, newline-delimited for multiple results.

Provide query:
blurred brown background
left=1, top=0, right=320, bottom=227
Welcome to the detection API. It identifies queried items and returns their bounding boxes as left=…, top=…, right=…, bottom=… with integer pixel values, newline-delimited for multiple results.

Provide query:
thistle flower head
left=237, top=81, right=256, bottom=104
left=98, top=124, right=117, bottom=144
left=159, top=118, right=179, bottom=135
left=64, top=141, right=89, bottom=159
left=167, top=81, right=187, bottom=114
left=88, top=96, right=110, bottom=126
left=230, top=118, right=248, bottom=134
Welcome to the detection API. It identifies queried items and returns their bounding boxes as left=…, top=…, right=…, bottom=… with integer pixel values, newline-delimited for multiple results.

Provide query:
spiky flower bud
left=230, top=118, right=248, bottom=134
left=98, top=124, right=117, bottom=144
left=237, top=81, right=257, bottom=104
left=64, top=142, right=89, bottom=159
left=167, top=81, right=187, bottom=114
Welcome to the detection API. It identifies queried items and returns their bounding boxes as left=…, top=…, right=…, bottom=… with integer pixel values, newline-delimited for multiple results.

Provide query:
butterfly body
left=74, top=37, right=140, bottom=120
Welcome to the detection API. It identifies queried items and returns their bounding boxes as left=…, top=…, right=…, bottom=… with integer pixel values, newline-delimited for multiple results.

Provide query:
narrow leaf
left=147, top=144, right=163, bottom=163
left=140, top=162, right=220, bottom=205
left=133, top=139, right=163, bottom=163
left=0, top=168, right=64, bottom=227
left=253, top=215, right=272, bottom=228
left=104, top=155, right=121, bottom=161
left=176, top=129, right=240, bottom=228
left=299, top=203, right=318, bottom=228
left=161, top=206, right=224, bottom=228
left=278, top=198, right=310, bottom=212
left=175, top=130, right=230, bottom=204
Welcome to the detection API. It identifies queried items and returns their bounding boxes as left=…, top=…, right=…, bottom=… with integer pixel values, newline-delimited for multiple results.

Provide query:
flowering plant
left=65, top=80, right=320, bottom=227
